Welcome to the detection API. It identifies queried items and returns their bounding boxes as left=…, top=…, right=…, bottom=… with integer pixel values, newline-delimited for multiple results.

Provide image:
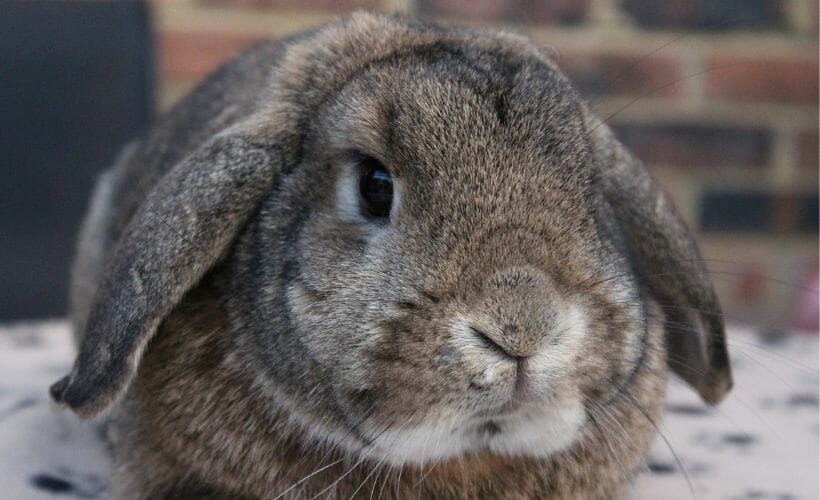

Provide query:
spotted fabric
left=1, top=322, right=816, bottom=499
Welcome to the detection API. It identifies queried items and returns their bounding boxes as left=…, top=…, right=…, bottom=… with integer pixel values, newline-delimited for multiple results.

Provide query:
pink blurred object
left=732, top=263, right=767, bottom=301
left=792, top=263, right=819, bottom=333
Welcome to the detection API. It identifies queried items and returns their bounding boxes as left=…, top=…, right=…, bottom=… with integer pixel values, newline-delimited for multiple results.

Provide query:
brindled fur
left=55, top=12, right=731, bottom=499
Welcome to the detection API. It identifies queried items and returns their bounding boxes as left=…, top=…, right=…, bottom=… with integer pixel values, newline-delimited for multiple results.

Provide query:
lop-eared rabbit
left=51, top=12, right=732, bottom=499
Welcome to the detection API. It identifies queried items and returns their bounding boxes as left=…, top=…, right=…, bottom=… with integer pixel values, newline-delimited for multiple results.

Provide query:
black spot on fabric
left=667, top=403, right=709, bottom=416
left=31, top=474, right=75, bottom=494
left=9, top=331, right=42, bottom=348
left=647, top=461, right=676, bottom=474
left=14, top=397, right=37, bottom=410
left=31, top=471, right=107, bottom=498
left=756, top=328, right=787, bottom=346
left=787, top=393, right=819, bottom=408
left=0, top=397, right=38, bottom=420
left=739, top=490, right=796, bottom=499
left=721, top=433, right=757, bottom=448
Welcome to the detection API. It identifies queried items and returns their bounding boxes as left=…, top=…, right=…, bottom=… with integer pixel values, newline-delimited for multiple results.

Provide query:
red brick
left=556, top=50, right=684, bottom=99
left=418, top=0, right=590, bottom=24
left=159, top=31, right=267, bottom=81
left=769, top=192, right=818, bottom=235
left=798, top=130, right=819, bottom=170
left=772, top=192, right=801, bottom=233
left=706, top=56, right=819, bottom=104
left=519, top=0, right=592, bottom=24
left=198, top=0, right=379, bottom=10
left=612, top=123, right=772, bottom=168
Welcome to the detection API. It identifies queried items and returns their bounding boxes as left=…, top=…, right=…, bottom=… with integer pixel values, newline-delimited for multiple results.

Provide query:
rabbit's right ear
left=585, top=111, right=732, bottom=405
left=50, top=134, right=279, bottom=418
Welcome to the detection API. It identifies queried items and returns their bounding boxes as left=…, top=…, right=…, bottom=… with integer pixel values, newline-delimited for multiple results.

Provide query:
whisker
left=273, top=457, right=347, bottom=500
left=583, top=296, right=818, bottom=374
left=593, top=61, right=756, bottom=131
left=583, top=267, right=818, bottom=295
left=646, top=343, right=781, bottom=438
left=368, top=462, right=386, bottom=500
left=579, top=13, right=773, bottom=113
left=585, top=400, right=641, bottom=499
left=622, top=390, right=697, bottom=500
left=274, top=400, right=379, bottom=498
left=311, top=455, right=370, bottom=500
left=660, top=318, right=801, bottom=390
left=376, top=458, right=395, bottom=500
left=348, top=464, right=380, bottom=500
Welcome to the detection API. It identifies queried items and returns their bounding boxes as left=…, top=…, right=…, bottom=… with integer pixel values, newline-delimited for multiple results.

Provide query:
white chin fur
left=360, top=396, right=586, bottom=466
left=360, top=304, right=590, bottom=465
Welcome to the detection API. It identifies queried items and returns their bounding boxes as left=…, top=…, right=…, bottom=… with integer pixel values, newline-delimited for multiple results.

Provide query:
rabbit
left=50, top=11, right=732, bottom=499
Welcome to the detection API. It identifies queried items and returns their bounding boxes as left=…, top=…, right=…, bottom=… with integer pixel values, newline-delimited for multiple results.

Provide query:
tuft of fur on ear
left=50, top=136, right=276, bottom=418
left=586, top=111, right=732, bottom=405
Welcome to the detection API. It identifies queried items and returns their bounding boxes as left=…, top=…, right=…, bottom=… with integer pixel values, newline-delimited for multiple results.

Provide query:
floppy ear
left=50, top=135, right=278, bottom=418
left=588, top=118, right=732, bottom=405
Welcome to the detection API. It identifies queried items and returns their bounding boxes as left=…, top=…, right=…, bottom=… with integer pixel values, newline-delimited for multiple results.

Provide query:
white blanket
left=1, top=321, right=817, bottom=499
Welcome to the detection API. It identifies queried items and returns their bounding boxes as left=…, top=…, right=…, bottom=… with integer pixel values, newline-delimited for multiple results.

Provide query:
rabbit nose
left=466, top=266, right=561, bottom=359
left=470, top=323, right=540, bottom=359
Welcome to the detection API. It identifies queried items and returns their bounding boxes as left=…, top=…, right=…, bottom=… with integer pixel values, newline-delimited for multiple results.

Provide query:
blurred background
left=1, top=0, right=817, bottom=332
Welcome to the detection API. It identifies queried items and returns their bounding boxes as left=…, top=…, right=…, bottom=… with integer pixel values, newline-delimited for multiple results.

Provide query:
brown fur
left=51, top=12, right=731, bottom=498
left=113, top=285, right=665, bottom=499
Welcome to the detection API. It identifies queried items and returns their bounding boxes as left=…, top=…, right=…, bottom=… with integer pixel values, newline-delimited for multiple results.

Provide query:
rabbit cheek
left=575, top=284, right=651, bottom=405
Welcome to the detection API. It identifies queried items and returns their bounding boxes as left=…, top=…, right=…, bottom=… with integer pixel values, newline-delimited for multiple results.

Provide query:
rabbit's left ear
left=50, top=135, right=278, bottom=418
left=586, top=114, right=732, bottom=405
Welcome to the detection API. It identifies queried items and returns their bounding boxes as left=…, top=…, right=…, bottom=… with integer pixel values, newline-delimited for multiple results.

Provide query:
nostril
left=470, top=326, right=522, bottom=360
left=470, top=327, right=506, bottom=357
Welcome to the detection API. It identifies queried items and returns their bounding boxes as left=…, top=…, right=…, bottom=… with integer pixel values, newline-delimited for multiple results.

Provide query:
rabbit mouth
left=353, top=394, right=586, bottom=466
left=474, top=400, right=525, bottom=419
left=471, top=376, right=547, bottom=420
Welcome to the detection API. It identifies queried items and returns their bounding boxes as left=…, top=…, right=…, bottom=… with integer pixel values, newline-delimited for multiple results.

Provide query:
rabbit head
left=51, top=11, right=731, bottom=492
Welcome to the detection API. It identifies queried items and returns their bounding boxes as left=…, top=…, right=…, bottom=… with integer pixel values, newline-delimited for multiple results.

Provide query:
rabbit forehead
left=324, top=51, right=587, bottom=168
left=243, top=12, right=565, bottom=148
left=314, top=50, right=594, bottom=232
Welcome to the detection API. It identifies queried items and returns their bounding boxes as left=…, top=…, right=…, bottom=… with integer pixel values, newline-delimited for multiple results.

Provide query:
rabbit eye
left=359, top=158, right=393, bottom=219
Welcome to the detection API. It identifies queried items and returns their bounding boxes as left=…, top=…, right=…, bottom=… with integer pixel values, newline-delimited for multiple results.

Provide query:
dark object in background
left=700, top=191, right=772, bottom=232
left=0, top=0, right=154, bottom=319
left=621, top=0, right=787, bottom=31
left=417, top=0, right=591, bottom=24
left=700, top=190, right=818, bottom=234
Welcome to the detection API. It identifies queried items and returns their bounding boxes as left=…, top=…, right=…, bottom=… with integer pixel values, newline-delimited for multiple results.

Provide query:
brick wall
left=149, top=0, right=819, bottom=331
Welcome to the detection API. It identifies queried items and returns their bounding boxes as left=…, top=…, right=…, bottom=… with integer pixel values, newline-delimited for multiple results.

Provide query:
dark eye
left=358, top=157, right=393, bottom=219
